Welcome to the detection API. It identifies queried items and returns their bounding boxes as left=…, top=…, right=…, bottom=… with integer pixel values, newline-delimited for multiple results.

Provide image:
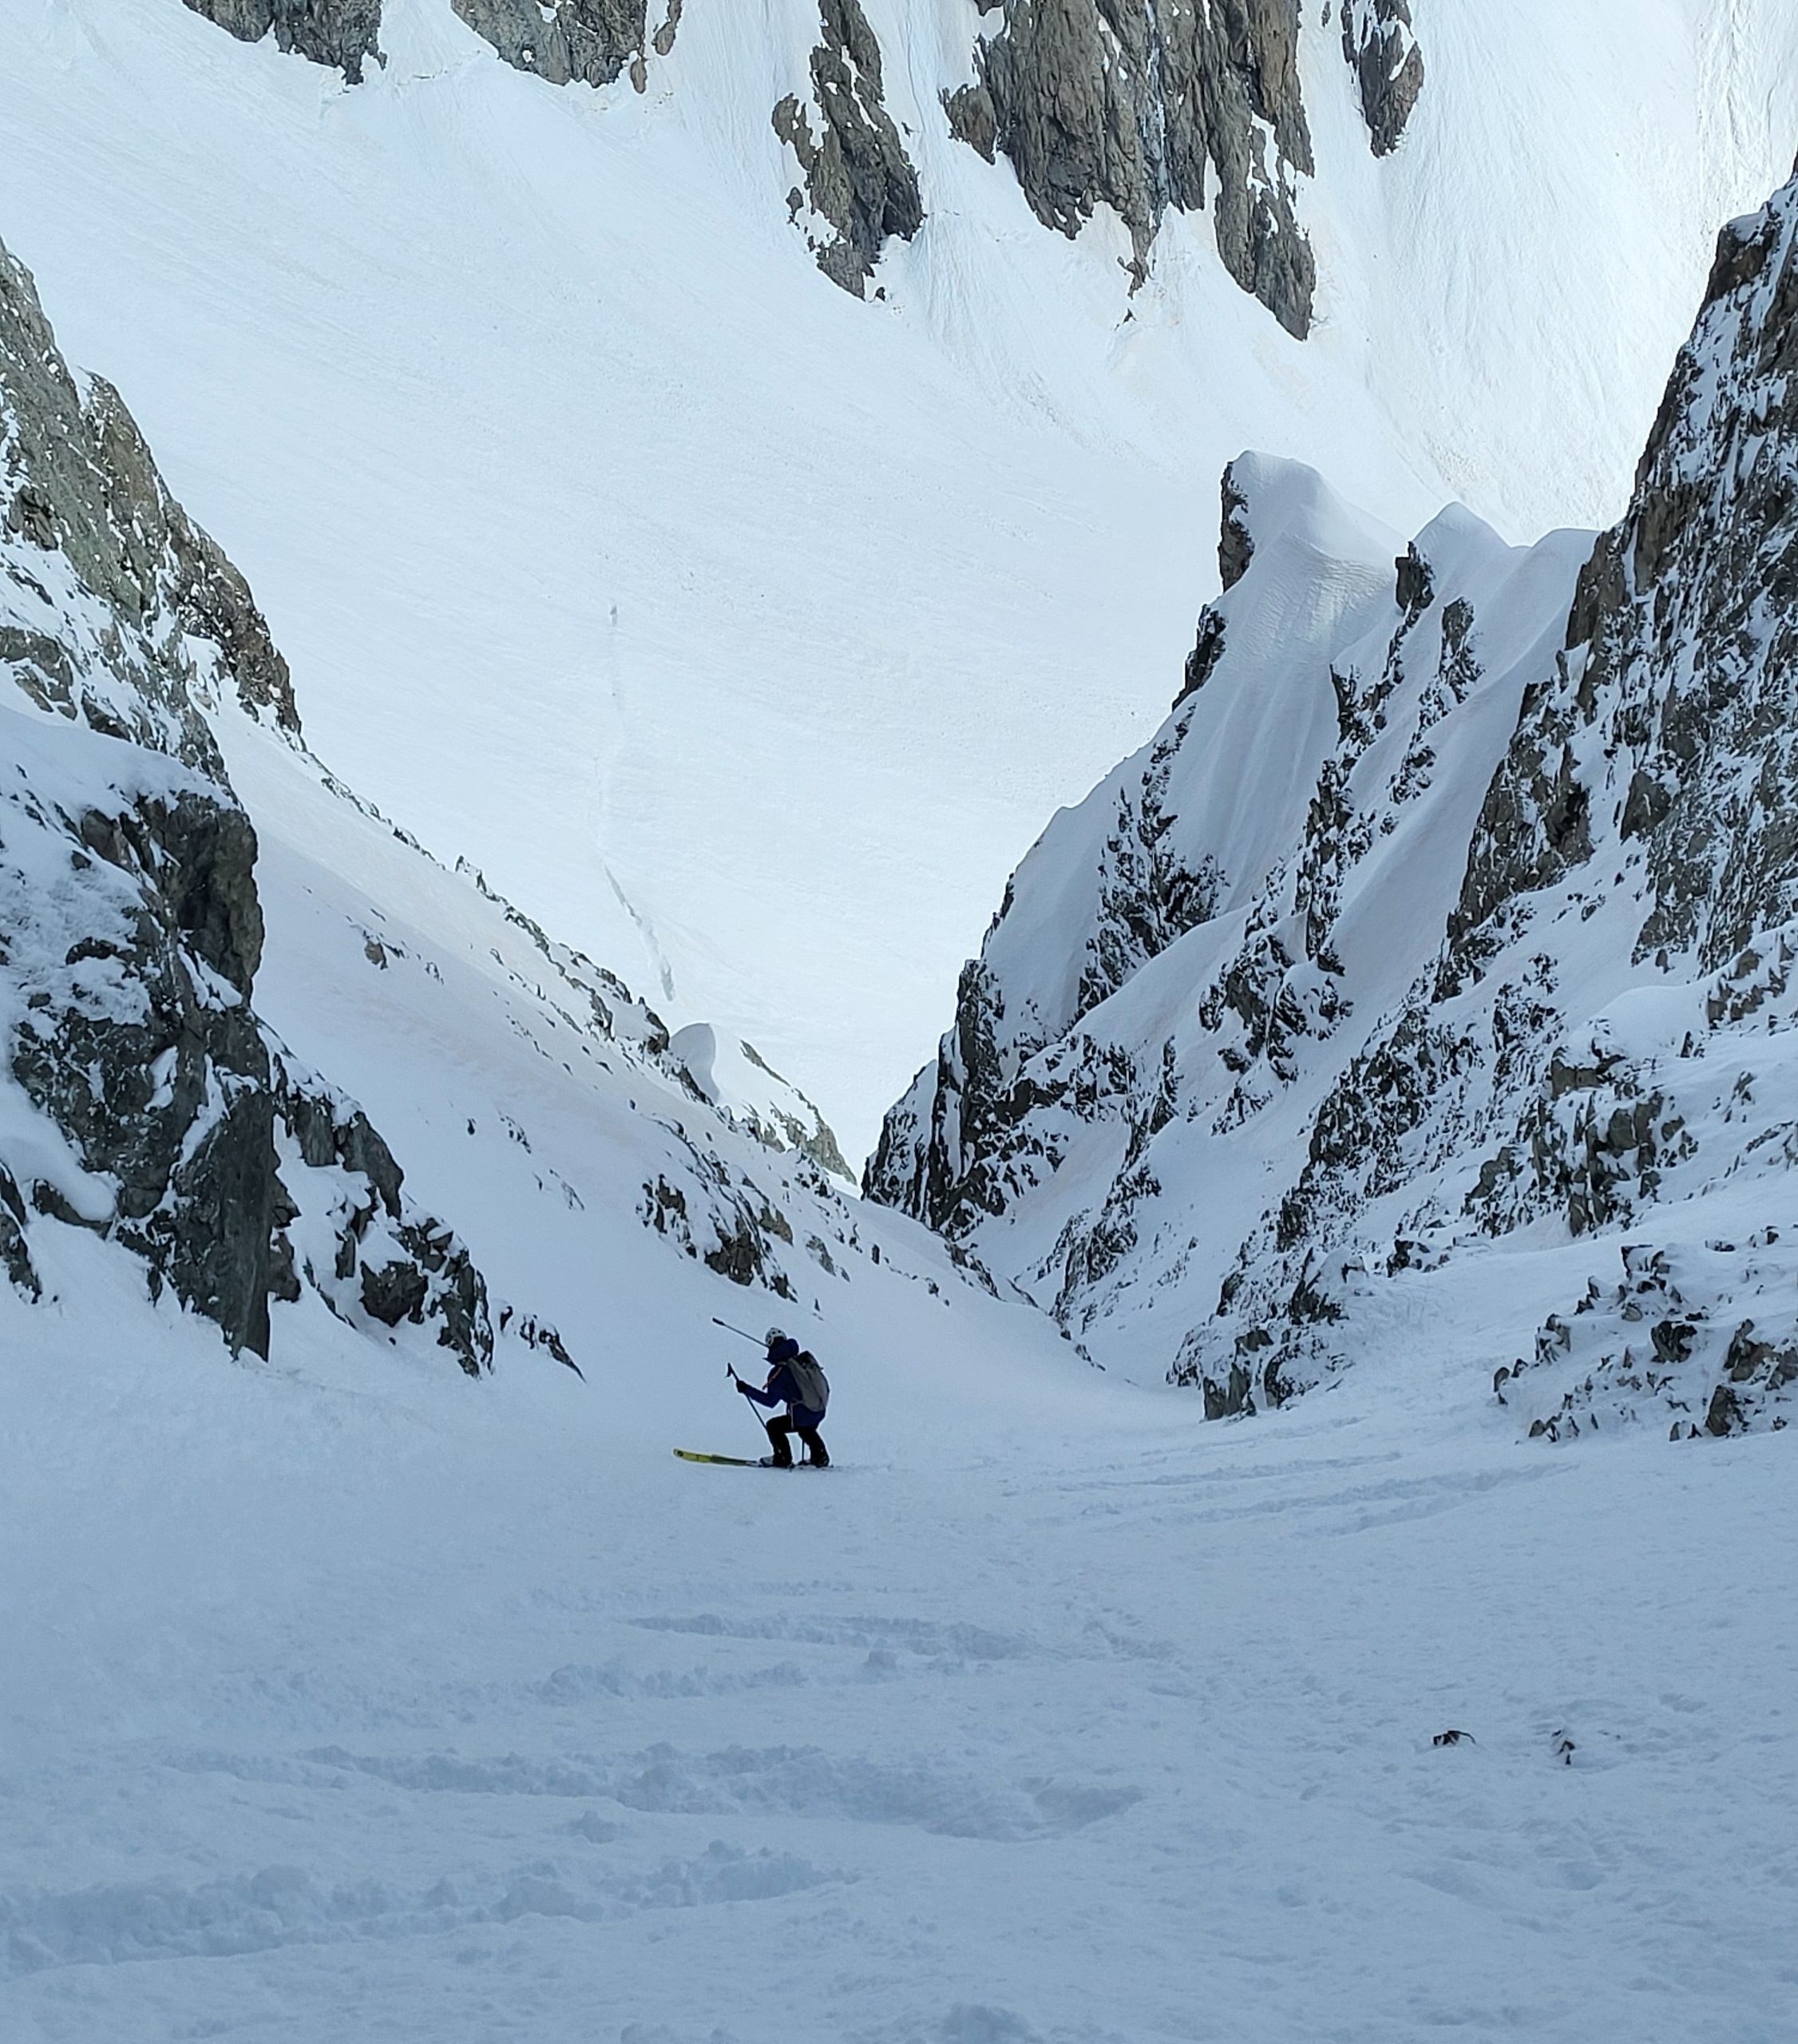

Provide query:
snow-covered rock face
left=871, top=168, right=1798, bottom=1442
left=0, top=255, right=297, bottom=768
left=1462, top=177, right=1798, bottom=975
left=865, top=450, right=1578, bottom=1275
left=944, top=0, right=1317, bottom=328
left=3, top=220, right=869, bottom=1371
left=0, top=722, right=275, bottom=1340
left=1, top=235, right=489, bottom=1365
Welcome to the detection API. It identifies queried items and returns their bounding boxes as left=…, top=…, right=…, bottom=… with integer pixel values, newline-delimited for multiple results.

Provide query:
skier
left=733, top=1328, right=830, bottom=1467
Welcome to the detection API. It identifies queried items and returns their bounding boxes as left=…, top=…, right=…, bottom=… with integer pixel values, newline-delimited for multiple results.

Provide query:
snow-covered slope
left=872, top=165, right=1798, bottom=1444
left=9, top=1201, right=1798, bottom=2043
left=4, top=0, right=1795, bottom=1151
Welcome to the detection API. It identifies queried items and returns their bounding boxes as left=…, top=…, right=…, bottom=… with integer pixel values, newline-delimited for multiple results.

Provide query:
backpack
left=784, top=1350, right=830, bottom=1416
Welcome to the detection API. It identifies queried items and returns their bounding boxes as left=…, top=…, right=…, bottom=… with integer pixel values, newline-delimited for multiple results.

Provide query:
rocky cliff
left=182, top=0, right=385, bottom=82
left=173, top=1, right=1324, bottom=331
left=871, top=168, right=1798, bottom=1442
left=942, top=0, right=1317, bottom=331
left=774, top=0, right=924, bottom=295
left=180, top=0, right=686, bottom=89
left=452, top=0, right=682, bottom=92
left=1, top=234, right=489, bottom=1369
left=166, top=0, right=1444, bottom=335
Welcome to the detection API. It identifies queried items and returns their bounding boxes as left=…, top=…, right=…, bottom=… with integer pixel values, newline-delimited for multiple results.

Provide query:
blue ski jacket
left=739, top=1354, right=824, bottom=1428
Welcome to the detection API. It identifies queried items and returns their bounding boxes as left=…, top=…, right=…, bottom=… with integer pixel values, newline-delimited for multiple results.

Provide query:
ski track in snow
left=3, top=1262, right=1796, bottom=2042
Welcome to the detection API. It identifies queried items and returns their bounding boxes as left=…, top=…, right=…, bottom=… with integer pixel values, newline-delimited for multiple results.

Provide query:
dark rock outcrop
left=453, top=0, right=682, bottom=91
left=1174, top=461, right=1256, bottom=704
left=269, top=1047, right=492, bottom=1374
left=1340, top=0, right=1424, bottom=156
left=181, top=0, right=384, bottom=83
left=774, top=0, right=924, bottom=295
left=0, top=1163, right=36, bottom=1299
left=944, top=0, right=1315, bottom=333
left=1, top=248, right=299, bottom=755
left=2, top=752, right=279, bottom=1355
left=1218, top=464, right=1256, bottom=590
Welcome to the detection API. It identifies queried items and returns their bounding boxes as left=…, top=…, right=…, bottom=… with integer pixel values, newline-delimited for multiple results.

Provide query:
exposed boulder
left=943, top=0, right=1315, bottom=333
left=180, top=0, right=384, bottom=83
left=774, top=0, right=924, bottom=296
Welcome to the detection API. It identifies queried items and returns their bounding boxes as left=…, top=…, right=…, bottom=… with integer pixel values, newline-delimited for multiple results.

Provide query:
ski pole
left=711, top=1317, right=765, bottom=1345
left=723, top=1353, right=769, bottom=1448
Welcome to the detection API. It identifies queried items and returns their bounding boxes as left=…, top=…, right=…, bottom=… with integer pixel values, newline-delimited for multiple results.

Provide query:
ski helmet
left=764, top=1325, right=787, bottom=1347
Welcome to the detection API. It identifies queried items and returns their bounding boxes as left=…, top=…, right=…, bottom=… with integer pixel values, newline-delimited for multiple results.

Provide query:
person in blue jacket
left=732, top=1328, right=830, bottom=1467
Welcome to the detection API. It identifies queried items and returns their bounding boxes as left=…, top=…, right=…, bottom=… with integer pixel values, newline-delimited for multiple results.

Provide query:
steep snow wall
left=871, top=168, right=1798, bottom=1443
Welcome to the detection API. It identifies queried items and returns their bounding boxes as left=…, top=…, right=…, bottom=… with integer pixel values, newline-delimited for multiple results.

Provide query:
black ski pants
left=764, top=1414, right=829, bottom=1467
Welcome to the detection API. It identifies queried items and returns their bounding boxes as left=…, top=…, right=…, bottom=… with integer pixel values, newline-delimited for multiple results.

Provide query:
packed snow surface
left=6, top=1229, right=1796, bottom=2042
left=4, top=0, right=1796, bottom=1151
